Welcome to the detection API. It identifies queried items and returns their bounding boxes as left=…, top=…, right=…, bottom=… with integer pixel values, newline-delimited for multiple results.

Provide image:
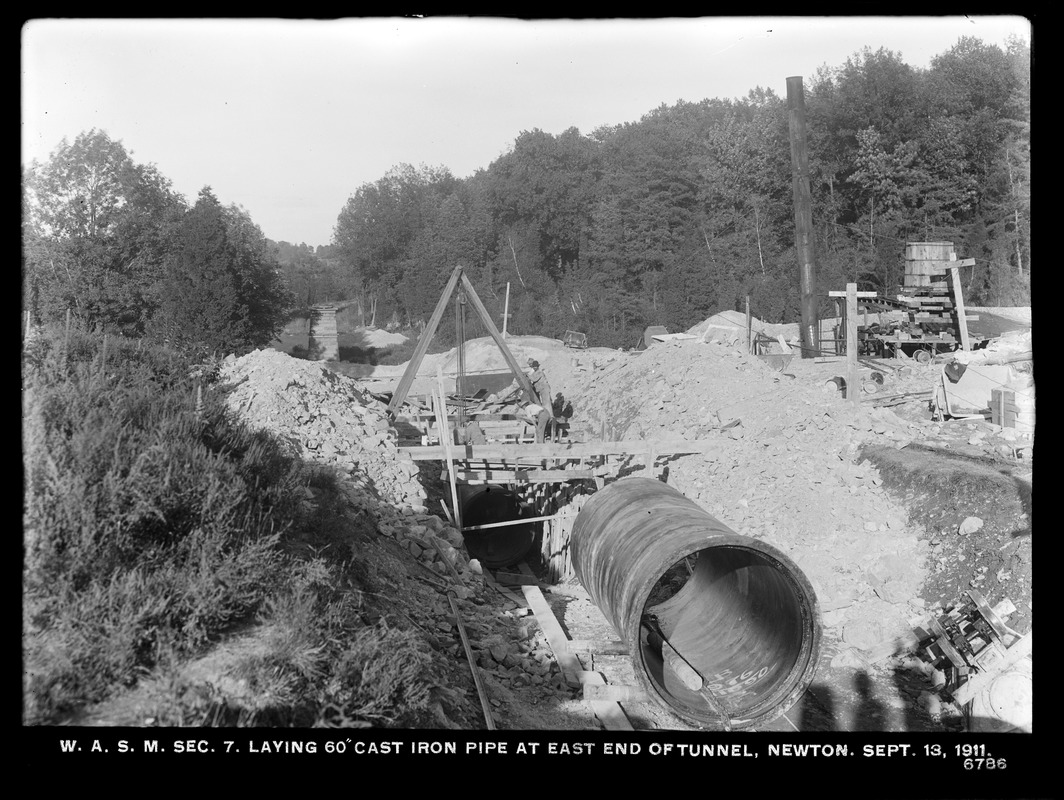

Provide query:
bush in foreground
left=22, top=321, right=441, bottom=727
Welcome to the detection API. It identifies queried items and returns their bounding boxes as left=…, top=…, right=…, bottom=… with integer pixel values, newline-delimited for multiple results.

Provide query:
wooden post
left=746, top=295, right=752, bottom=354
left=836, top=298, right=843, bottom=355
left=459, top=272, right=536, bottom=401
left=387, top=265, right=463, bottom=415
left=502, top=282, right=510, bottom=338
left=435, top=366, right=462, bottom=534
left=846, top=283, right=859, bottom=405
left=455, top=286, right=467, bottom=431
left=949, top=265, right=971, bottom=352
left=787, top=76, right=818, bottom=358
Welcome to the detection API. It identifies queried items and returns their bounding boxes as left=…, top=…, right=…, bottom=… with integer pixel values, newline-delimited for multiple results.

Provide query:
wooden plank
left=387, top=265, right=463, bottom=415
left=434, top=373, right=463, bottom=534
left=492, top=571, right=540, bottom=586
left=521, top=584, right=584, bottom=688
left=454, top=468, right=595, bottom=484
left=928, top=618, right=969, bottom=671
left=949, top=265, right=971, bottom=352
left=568, top=639, right=630, bottom=655
left=401, top=439, right=719, bottom=461
left=577, top=671, right=636, bottom=731
left=582, top=683, right=647, bottom=704
left=462, top=514, right=555, bottom=532
left=480, top=570, right=526, bottom=606
left=829, top=290, right=877, bottom=297
left=432, top=419, right=529, bottom=431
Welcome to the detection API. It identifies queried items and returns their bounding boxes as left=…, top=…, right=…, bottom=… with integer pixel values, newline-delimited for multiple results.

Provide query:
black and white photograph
left=22, top=14, right=1037, bottom=785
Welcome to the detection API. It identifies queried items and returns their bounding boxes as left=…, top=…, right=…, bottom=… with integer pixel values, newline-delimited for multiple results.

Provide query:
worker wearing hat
left=525, top=357, right=553, bottom=442
left=526, top=358, right=552, bottom=408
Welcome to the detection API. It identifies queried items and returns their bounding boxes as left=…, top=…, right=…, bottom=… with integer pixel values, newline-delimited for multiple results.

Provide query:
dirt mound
left=686, top=310, right=800, bottom=344
left=358, top=334, right=585, bottom=397
left=359, top=327, right=409, bottom=347
left=571, top=337, right=935, bottom=656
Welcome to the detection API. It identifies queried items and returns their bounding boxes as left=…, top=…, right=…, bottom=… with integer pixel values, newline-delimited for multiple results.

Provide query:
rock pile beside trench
left=217, top=349, right=477, bottom=590
left=216, top=349, right=583, bottom=706
left=572, top=338, right=937, bottom=661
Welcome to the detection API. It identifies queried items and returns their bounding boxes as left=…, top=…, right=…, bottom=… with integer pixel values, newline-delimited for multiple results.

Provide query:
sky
left=21, top=15, right=1033, bottom=249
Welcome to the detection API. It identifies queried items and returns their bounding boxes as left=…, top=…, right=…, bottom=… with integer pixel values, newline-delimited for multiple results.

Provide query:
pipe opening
left=640, top=546, right=818, bottom=728
left=570, top=478, right=821, bottom=730
left=458, top=485, right=538, bottom=569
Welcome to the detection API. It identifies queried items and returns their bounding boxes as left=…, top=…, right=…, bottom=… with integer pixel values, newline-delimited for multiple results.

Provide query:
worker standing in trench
left=526, top=358, right=553, bottom=442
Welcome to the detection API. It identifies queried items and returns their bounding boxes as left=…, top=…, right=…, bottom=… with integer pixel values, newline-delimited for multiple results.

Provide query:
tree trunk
left=508, top=236, right=526, bottom=287
left=1006, top=148, right=1025, bottom=278
left=754, top=205, right=766, bottom=276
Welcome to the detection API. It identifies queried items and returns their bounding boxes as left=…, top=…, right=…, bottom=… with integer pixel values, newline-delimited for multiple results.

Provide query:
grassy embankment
left=22, top=321, right=436, bottom=727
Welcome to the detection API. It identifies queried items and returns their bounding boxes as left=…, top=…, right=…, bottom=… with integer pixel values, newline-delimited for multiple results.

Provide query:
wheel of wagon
left=913, top=348, right=932, bottom=364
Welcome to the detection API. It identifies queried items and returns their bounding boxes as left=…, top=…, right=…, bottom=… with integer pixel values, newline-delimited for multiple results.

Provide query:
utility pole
left=787, top=75, right=818, bottom=359
left=456, top=286, right=467, bottom=431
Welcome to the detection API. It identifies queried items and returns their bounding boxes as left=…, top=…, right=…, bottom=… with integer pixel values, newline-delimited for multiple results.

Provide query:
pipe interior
left=639, top=545, right=813, bottom=725
left=459, top=486, right=537, bottom=569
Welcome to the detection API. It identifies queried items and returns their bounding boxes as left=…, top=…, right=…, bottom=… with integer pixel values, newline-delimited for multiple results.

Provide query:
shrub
left=318, top=620, right=434, bottom=727
left=22, top=322, right=304, bottom=723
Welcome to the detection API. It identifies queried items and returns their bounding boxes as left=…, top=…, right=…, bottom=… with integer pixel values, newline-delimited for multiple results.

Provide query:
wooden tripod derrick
left=386, top=265, right=535, bottom=417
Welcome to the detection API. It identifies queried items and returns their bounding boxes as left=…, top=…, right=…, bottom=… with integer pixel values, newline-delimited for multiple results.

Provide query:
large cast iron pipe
left=571, top=478, right=821, bottom=730
left=458, top=484, right=537, bottom=569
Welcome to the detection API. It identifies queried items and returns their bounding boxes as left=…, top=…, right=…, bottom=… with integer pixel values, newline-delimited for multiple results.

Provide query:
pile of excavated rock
left=215, top=348, right=587, bottom=710
left=219, top=348, right=426, bottom=510
left=571, top=338, right=938, bottom=663
left=217, top=348, right=482, bottom=595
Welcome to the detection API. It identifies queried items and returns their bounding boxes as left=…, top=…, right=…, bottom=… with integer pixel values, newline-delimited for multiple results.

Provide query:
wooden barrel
left=904, top=242, right=954, bottom=290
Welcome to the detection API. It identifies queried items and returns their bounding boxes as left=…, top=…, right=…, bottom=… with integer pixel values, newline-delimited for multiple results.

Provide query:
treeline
left=22, top=36, right=1030, bottom=355
left=331, top=37, right=1030, bottom=349
left=22, top=132, right=294, bottom=355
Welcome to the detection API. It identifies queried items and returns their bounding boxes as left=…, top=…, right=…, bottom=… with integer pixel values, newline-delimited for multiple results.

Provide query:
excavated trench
left=457, top=484, right=540, bottom=569
left=439, top=439, right=1031, bottom=732
left=448, top=470, right=824, bottom=730
left=861, top=442, right=1033, bottom=631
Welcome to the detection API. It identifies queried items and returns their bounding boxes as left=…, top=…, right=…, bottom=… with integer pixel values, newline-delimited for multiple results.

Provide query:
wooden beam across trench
left=400, top=438, right=719, bottom=462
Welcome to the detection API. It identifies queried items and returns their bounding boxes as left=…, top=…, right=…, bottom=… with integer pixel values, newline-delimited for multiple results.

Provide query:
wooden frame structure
left=386, top=265, right=535, bottom=417
left=392, top=267, right=723, bottom=587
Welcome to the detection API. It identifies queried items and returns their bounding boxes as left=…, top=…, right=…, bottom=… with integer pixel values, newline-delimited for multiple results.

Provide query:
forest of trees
left=22, top=131, right=293, bottom=354
left=23, top=36, right=1031, bottom=353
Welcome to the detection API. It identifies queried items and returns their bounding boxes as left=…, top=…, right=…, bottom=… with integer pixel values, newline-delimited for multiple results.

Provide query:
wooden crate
left=904, top=242, right=954, bottom=289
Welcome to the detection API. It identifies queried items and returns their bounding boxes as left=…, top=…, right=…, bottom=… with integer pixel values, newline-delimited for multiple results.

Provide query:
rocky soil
left=70, top=327, right=1033, bottom=732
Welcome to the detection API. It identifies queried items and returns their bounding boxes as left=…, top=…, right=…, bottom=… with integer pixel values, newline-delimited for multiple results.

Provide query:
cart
left=562, top=330, right=588, bottom=349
